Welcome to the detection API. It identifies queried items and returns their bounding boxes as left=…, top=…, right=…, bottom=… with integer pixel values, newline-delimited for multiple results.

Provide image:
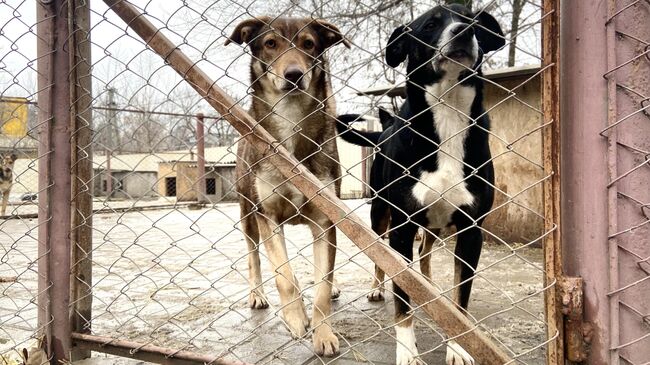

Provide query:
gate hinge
left=559, top=276, right=593, bottom=363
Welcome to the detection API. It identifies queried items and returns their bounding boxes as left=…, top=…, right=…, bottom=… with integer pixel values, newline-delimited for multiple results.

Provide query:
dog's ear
left=312, top=20, right=351, bottom=49
left=386, top=25, right=409, bottom=68
left=474, top=11, right=505, bottom=53
left=10, top=153, right=17, bottom=162
left=224, top=17, right=270, bottom=46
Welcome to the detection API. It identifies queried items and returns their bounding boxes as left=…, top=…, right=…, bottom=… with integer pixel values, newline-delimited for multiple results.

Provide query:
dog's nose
left=450, top=24, right=474, bottom=39
left=284, top=67, right=304, bottom=85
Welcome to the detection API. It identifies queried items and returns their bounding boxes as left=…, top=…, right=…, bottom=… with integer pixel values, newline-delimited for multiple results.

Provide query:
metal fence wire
left=603, top=1, right=650, bottom=364
left=0, top=0, right=45, bottom=363
left=1, top=1, right=564, bottom=365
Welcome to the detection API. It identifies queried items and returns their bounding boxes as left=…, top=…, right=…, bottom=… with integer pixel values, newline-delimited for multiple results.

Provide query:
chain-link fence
left=1, top=1, right=565, bottom=364
left=0, top=0, right=40, bottom=217
left=0, top=0, right=45, bottom=363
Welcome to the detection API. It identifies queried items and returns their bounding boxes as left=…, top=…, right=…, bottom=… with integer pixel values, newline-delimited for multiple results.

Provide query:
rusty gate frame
left=33, top=0, right=565, bottom=364
left=541, top=1, right=563, bottom=365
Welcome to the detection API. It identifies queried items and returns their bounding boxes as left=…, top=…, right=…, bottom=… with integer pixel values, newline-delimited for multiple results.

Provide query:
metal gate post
left=37, top=0, right=74, bottom=362
left=69, top=0, right=93, bottom=361
left=560, top=1, right=611, bottom=364
left=196, top=113, right=206, bottom=203
left=541, top=1, right=563, bottom=364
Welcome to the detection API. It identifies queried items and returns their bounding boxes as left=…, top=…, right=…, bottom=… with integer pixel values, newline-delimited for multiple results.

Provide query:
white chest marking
left=268, top=96, right=307, bottom=154
left=256, top=95, right=331, bottom=218
left=412, top=79, right=476, bottom=228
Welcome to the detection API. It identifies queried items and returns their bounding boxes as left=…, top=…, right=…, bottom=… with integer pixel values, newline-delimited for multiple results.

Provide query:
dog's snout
left=284, top=66, right=304, bottom=84
left=450, top=23, right=474, bottom=39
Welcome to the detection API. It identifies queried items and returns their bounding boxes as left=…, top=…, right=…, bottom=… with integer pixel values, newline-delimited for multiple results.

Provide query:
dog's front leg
left=368, top=201, right=390, bottom=301
left=1, top=192, right=8, bottom=216
left=241, top=211, right=269, bottom=309
left=418, top=228, right=440, bottom=282
left=390, top=222, right=422, bottom=365
left=445, top=226, right=483, bottom=365
left=256, top=216, right=309, bottom=338
left=309, top=220, right=339, bottom=357
left=368, top=264, right=386, bottom=301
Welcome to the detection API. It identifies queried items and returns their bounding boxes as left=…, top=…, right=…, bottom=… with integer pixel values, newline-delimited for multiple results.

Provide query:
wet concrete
left=1, top=200, right=547, bottom=364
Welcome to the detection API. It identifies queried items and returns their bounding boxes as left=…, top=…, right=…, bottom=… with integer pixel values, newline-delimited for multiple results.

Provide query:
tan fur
left=368, top=262, right=386, bottom=301
left=229, top=17, right=348, bottom=357
left=419, top=229, right=440, bottom=282
left=367, top=209, right=390, bottom=301
left=453, top=258, right=463, bottom=307
left=395, top=313, right=414, bottom=328
left=0, top=153, right=17, bottom=217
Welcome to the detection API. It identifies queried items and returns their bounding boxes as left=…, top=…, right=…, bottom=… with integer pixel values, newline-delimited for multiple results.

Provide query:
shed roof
left=356, top=64, right=541, bottom=98
left=0, top=134, right=38, bottom=151
left=93, top=145, right=237, bottom=172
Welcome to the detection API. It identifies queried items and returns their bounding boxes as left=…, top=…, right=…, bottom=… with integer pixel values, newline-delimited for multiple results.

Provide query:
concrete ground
left=0, top=200, right=547, bottom=365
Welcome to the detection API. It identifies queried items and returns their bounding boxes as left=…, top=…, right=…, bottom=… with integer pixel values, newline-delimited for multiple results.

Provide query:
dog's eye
left=303, top=39, right=315, bottom=49
left=424, top=21, right=437, bottom=30
left=264, top=39, right=276, bottom=48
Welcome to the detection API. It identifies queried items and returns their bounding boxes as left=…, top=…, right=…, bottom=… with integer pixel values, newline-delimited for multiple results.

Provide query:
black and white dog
left=337, top=5, right=504, bottom=365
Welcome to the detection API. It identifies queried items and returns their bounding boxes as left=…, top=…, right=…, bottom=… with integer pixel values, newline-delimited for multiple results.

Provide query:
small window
left=165, top=177, right=177, bottom=196
left=102, top=180, right=107, bottom=192
left=206, top=178, right=216, bottom=195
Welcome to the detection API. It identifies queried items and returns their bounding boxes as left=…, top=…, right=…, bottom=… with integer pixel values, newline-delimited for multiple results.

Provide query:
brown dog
left=0, top=153, right=17, bottom=216
left=226, top=17, right=349, bottom=356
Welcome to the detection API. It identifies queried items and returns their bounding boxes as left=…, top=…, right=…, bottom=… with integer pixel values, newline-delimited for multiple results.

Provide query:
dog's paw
left=367, top=287, right=385, bottom=302
left=283, top=305, right=310, bottom=339
left=396, top=345, right=423, bottom=365
left=330, top=284, right=341, bottom=300
left=446, top=340, right=475, bottom=365
left=313, top=326, right=340, bottom=357
left=286, top=316, right=310, bottom=338
left=248, top=291, right=269, bottom=309
left=395, top=324, right=422, bottom=365
left=396, top=353, right=424, bottom=365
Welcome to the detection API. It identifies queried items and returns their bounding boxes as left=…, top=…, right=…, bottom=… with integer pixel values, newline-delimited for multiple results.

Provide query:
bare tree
left=507, top=0, right=524, bottom=66
left=208, top=118, right=238, bottom=146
